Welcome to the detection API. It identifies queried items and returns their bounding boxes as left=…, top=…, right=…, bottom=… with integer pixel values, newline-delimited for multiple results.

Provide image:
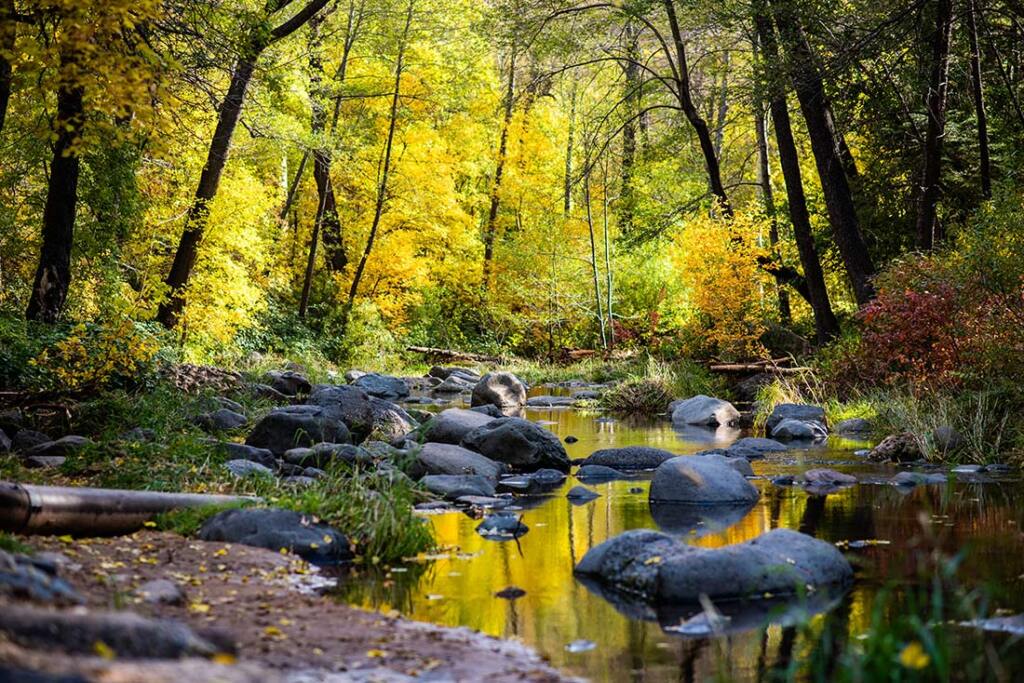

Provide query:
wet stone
left=566, top=486, right=600, bottom=504
left=495, top=586, right=527, bottom=600
left=136, top=578, right=185, bottom=605
left=476, top=513, right=529, bottom=540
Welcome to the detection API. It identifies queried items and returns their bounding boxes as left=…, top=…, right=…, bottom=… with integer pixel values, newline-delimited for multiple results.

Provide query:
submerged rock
left=648, top=455, right=759, bottom=505
left=800, top=468, right=857, bottom=494
left=579, top=446, right=676, bottom=472
left=576, top=464, right=630, bottom=483
left=198, top=508, right=352, bottom=566
left=670, top=395, right=740, bottom=427
left=497, top=469, right=566, bottom=494
left=575, top=528, right=852, bottom=603
left=470, top=372, right=527, bottom=415
left=890, top=471, right=948, bottom=487
left=461, top=417, right=570, bottom=473
left=495, top=586, right=527, bottom=600
left=730, top=437, right=787, bottom=454
left=476, top=513, right=528, bottom=540
left=566, top=485, right=600, bottom=504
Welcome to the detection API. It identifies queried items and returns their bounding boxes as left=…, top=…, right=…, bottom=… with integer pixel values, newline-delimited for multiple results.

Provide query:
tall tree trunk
left=0, top=0, right=13, bottom=135
left=563, top=82, right=575, bottom=216
left=279, top=151, right=309, bottom=221
left=916, top=0, right=954, bottom=250
left=754, top=101, right=791, bottom=324
left=755, top=11, right=840, bottom=343
left=770, top=0, right=875, bottom=305
left=620, top=20, right=640, bottom=234
left=340, top=0, right=413, bottom=332
left=584, top=171, right=607, bottom=349
left=713, top=52, right=730, bottom=161
left=662, top=0, right=732, bottom=216
left=482, top=49, right=516, bottom=289
left=157, top=0, right=330, bottom=328
left=26, top=59, right=83, bottom=322
left=602, top=161, right=614, bottom=348
left=966, top=0, right=992, bottom=199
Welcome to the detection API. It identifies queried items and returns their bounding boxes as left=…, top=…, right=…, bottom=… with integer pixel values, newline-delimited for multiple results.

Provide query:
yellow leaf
left=263, top=626, right=285, bottom=639
left=58, top=535, right=74, bottom=543
left=366, top=649, right=388, bottom=658
left=143, top=521, right=157, bottom=528
left=189, top=602, right=211, bottom=614
left=643, top=556, right=662, bottom=566
left=212, top=653, right=237, bottom=665
left=899, top=641, right=930, bottom=670
left=94, top=641, right=115, bottom=659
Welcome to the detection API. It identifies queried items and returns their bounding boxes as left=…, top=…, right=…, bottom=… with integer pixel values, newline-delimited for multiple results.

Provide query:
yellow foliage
left=673, top=211, right=775, bottom=360
left=32, top=319, right=158, bottom=392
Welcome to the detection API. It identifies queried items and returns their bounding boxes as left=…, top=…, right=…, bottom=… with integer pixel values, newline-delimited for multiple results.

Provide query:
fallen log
left=708, top=363, right=812, bottom=374
left=0, top=482, right=254, bottom=536
left=405, top=346, right=509, bottom=364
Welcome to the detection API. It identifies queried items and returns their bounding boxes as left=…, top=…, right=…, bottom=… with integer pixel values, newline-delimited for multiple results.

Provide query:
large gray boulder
left=772, top=418, right=827, bottom=441
left=409, top=442, right=505, bottom=480
left=765, top=404, right=827, bottom=436
left=421, top=408, right=495, bottom=444
left=421, top=474, right=496, bottom=500
left=470, top=372, right=527, bottom=415
left=579, top=446, right=677, bottom=472
left=351, top=373, right=410, bottom=401
left=245, top=405, right=351, bottom=455
left=198, top=508, right=352, bottom=566
left=649, top=455, right=759, bottom=504
left=461, top=417, right=570, bottom=472
left=264, top=370, right=311, bottom=396
left=670, top=395, right=740, bottom=427
left=575, top=528, right=852, bottom=603
left=307, top=384, right=418, bottom=443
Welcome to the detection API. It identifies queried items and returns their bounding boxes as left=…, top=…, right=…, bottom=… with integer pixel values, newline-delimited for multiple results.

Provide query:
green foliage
left=0, top=532, right=33, bottom=555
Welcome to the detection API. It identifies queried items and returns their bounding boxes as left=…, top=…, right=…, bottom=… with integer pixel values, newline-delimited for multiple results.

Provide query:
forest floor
left=1, top=530, right=575, bottom=682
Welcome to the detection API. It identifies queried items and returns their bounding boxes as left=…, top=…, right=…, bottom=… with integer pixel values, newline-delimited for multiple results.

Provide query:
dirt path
left=1, top=531, right=578, bottom=682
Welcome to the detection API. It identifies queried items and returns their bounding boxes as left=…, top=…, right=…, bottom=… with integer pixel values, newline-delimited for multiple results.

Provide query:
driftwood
left=405, top=346, right=509, bottom=363
left=707, top=363, right=812, bottom=374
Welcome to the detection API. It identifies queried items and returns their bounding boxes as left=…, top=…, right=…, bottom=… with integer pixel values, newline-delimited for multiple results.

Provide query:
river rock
left=476, top=513, right=528, bottom=540
left=307, top=385, right=418, bottom=443
left=497, top=468, right=566, bottom=493
left=470, top=372, right=527, bottom=414
left=196, top=408, right=248, bottom=432
left=0, top=549, right=80, bottom=604
left=282, top=442, right=371, bottom=469
left=410, top=442, right=505, bottom=480
left=731, top=437, right=787, bottom=454
left=890, top=471, right=948, bottom=487
left=772, top=418, right=827, bottom=441
left=25, top=435, right=92, bottom=460
left=432, top=375, right=476, bottom=393
left=670, top=395, right=740, bottom=427
left=579, top=446, right=677, bottom=472
left=245, top=405, right=350, bottom=455
left=136, top=579, right=185, bottom=606
left=264, top=370, right=311, bottom=396
left=248, top=382, right=289, bottom=402
left=800, top=468, right=857, bottom=494
left=835, top=418, right=873, bottom=435
left=198, top=508, right=352, bottom=565
left=0, top=606, right=224, bottom=658
left=429, top=366, right=480, bottom=382
left=421, top=408, right=495, bottom=444
left=421, top=474, right=496, bottom=500
left=526, top=395, right=576, bottom=408
left=567, top=485, right=600, bottom=503
left=225, top=459, right=273, bottom=478
left=11, top=429, right=51, bottom=452
left=575, top=528, right=852, bottom=603
left=220, top=443, right=276, bottom=468
left=869, top=433, right=923, bottom=463
left=648, top=455, right=759, bottom=504
left=576, top=464, right=629, bottom=482
left=351, top=373, right=410, bottom=400
left=461, top=417, right=570, bottom=472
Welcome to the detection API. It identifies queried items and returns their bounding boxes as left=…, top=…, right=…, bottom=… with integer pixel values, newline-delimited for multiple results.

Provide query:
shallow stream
left=336, top=399, right=1024, bottom=681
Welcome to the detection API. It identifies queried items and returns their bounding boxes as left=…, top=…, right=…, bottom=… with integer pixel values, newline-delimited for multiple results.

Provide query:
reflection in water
left=334, top=406, right=1024, bottom=681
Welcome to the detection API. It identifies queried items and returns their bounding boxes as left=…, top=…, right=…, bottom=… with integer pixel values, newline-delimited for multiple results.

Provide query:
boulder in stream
left=421, top=408, right=495, bottom=444
left=470, top=372, right=527, bottom=415
left=421, top=474, right=496, bottom=500
left=669, top=395, right=740, bottom=427
left=350, top=373, right=410, bottom=401
left=648, top=455, right=759, bottom=504
left=461, top=417, right=570, bottom=472
left=579, top=446, right=677, bottom=472
left=409, top=442, right=505, bottom=481
left=245, top=405, right=351, bottom=455
left=476, top=512, right=528, bottom=540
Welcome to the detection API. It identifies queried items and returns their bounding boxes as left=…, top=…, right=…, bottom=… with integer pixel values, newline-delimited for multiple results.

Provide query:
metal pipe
left=0, top=482, right=252, bottom=537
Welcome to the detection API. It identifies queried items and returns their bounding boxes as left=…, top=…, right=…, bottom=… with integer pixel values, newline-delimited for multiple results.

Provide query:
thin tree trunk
left=584, top=171, right=607, bottom=348
left=482, top=48, right=516, bottom=289
left=26, top=58, right=83, bottom=322
left=755, top=11, right=840, bottom=343
left=770, top=0, right=875, bottom=305
left=340, top=0, right=413, bottom=332
left=0, top=0, right=14, bottom=134
left=916, top=0, right=954, bottom=250
left=966, top=0, right=992, bottom=199
left=602, top=160, right=614, bottom=348
left=662, top=0, right=732, bottom=216
left=158, top=0, right=330, bottom=328
left=279, top=151, right=309, bottom=221
left=620, top=20, right=640, bottom=234
left=754, top=103, right=791, bottom=324
left=563, top=82, right=576, bottom=216
left=713, top=52, right=730, bottom=161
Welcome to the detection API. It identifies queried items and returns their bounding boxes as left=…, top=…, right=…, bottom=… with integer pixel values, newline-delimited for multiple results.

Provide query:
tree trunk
left=603, top=161, right=614, bottom=348
left=26, top=62, right=83, bottom=323
left=770, top=0, right=875, bottom=305
left=279, top=151, right=309, bottom=221
left=340, top=0, right=413, bottom=332
left=482, top=48, right=516, bottom=289
left=0, top=0, right=13, bottom=134
left=662, top=0, right=732, bottom=216
left=620, top=20, right=640, bottom=234
left=755, top=11, right=840, bottom=343
left=563, top=82, right=576, bottom=216
left=584, top=171, right=607, bottom=348
left=713, top=52, right=730, bottom=161
left=915, top=0, right=954, bottom=250
left=966, top=0, right=992, bottom=199
left=754, top=105, right=791, bottom=324
left=157, top=49, right=260, bottom=328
